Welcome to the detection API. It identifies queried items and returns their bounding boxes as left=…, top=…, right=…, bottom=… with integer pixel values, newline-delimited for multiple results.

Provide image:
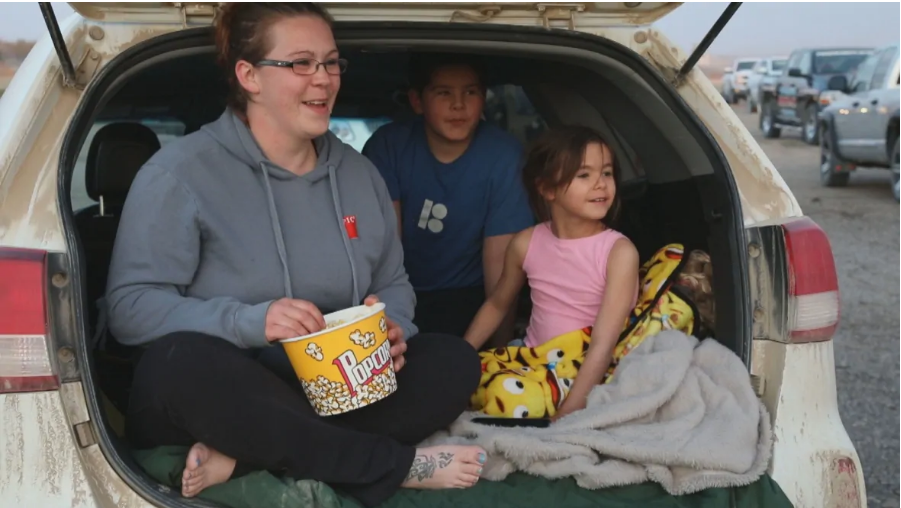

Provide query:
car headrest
left=86, top=122, right=161, bottom=204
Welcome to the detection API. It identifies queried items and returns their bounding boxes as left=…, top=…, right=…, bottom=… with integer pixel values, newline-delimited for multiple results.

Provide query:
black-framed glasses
left=255, top=58, right=348, bottom=76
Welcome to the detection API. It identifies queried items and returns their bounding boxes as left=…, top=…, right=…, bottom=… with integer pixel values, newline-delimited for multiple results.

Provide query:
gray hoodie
left=105, top=109, right=417, bottom=348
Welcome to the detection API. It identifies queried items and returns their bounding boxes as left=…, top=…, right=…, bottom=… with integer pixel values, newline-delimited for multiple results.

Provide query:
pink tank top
left=522, top=222, right=637, bottom=347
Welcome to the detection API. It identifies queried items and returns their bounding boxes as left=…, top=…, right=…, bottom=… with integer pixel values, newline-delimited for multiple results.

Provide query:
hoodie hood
left=202, top=108, right=347, bottom=183
left=200, top=108, right=360, bottom=305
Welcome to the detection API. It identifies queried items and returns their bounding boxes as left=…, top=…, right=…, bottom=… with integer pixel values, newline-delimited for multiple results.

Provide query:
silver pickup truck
left=818, top=42, right=900, bottom=198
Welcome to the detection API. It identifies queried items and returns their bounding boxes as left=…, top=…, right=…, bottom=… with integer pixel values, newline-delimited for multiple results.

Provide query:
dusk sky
left=0, top=2, right=898, bottom=57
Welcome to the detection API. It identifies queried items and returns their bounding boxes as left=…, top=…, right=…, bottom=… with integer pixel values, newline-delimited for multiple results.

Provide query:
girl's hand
left=364, top=295, right=407, bottom=372
left=551, top=394, right=587, bottom=422
left=265, top=298, right=326, bottom=342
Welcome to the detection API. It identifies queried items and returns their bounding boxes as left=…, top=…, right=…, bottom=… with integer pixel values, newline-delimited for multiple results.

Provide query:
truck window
left=798, top=52, right=813, bottom=75
left=869, top=47, right=899, bottom=91
left=736, top=61, right=755, bottom=71
left=813, top=50, right=871, bottom=74
left=771, top=59, right=787, bottom=72
left=850, top=53, right=879, bottom=93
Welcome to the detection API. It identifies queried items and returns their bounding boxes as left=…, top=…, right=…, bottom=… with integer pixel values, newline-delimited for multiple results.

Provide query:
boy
left=362, top=54, right=534, bottom=344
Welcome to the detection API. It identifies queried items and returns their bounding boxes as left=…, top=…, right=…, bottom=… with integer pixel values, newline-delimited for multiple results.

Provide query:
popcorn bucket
left=280, top=302, right=397, bottom=416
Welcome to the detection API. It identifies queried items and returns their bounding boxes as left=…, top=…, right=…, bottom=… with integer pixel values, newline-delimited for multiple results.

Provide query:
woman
left=104, top=4, right=485, bottom=507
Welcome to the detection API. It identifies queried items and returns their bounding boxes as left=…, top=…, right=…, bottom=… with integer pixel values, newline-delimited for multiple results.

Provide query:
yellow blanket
left=471, top=243, right=700, bottom=418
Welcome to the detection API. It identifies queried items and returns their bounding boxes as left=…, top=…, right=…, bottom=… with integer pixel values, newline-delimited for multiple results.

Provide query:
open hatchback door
left=65, top=2, right=684, bottom=27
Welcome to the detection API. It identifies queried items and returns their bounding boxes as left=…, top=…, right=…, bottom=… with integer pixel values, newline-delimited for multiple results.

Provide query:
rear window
left=329, top=85, right=547, bottom=151
left=771, top=59, right=787, bottom=71
left=736, top=61, right=756, bottom=71
left=71, top=118, right=186, bottom=211
left=328, top=118, right=391, bottom=153
left=813, top=50, right=872, bottom=74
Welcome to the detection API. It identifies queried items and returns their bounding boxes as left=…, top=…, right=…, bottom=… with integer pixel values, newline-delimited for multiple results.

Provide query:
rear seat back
left=75, top=122, right=161, bottom=330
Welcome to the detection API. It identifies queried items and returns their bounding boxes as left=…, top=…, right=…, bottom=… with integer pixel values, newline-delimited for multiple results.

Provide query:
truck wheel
left=760, top=100, right=781, bottom=138
left=820, top=124, right=850, bottom=187
left=891, top=138, right=899, bottom=202
left=803, top=103, right=819, bottom=145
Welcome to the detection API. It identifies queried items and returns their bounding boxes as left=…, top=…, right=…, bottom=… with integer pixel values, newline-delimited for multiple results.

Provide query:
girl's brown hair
left=214, top=3, right=334, bottom=114
left=522, top=125, right=623, bottom=225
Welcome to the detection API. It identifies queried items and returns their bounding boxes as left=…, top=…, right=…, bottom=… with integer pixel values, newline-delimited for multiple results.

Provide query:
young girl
left=464, top=125, right=639, bottom=420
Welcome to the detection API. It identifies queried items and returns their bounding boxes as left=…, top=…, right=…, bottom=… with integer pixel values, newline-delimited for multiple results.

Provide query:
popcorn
left=304, top=342, right=324, bottom=361
left=300, top=370, right=398, bottom=416
left=349, top=329, right=376, bottom=349
left=379, top=316, right=388, bottom=334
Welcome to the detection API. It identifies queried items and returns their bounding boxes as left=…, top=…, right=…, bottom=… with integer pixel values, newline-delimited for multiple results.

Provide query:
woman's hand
left=264, top=298, right=326, bottom=342
left=364, top=295, right=407, bottom=372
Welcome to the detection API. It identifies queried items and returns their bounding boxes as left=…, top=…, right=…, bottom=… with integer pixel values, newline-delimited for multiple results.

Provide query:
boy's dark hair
left=522, top=125, right=623, bottom=226
left=407, top=53, right=488, bottom=94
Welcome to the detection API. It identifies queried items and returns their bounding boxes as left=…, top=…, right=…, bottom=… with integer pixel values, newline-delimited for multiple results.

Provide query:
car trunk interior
left=57, top=23, right=749, bottom=506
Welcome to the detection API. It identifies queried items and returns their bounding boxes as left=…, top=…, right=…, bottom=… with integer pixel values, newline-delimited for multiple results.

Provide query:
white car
left=0, top=3, right=864, bottom=508
left=747, top=56, right=787, bottom=113
left=721, top=57, right=760, bottom=104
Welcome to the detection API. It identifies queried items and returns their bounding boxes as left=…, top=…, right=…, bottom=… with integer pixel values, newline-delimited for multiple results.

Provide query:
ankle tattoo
left=405, top=452, right=455, bottom=482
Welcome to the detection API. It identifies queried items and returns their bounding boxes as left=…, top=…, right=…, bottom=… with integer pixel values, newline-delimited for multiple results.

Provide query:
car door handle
left=852, top=101, right=860, bottom=107
left=870, top=99, right=879, bottom=105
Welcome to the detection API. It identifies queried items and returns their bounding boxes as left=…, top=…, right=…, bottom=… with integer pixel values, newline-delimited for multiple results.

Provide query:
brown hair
left=521, top=125, right=622, bottom=225
left=214, top=3, right=334, bottom=114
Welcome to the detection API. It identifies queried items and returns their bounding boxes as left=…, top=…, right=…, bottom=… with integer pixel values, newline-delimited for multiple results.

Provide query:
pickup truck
left=818, top=43, right=900, bottom=197
left=759, top=47, right=873, bottom=144
left=746, top=56, right=787, bottom=113
left=720, top=57, right=759, bottom=104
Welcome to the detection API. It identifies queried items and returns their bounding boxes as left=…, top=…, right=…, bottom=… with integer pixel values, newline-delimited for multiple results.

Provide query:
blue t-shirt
left=362, top=117, right=535, bottom=292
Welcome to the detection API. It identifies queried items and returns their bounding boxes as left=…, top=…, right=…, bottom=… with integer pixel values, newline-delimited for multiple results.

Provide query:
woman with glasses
left=105, top=3, right=486, bottom=506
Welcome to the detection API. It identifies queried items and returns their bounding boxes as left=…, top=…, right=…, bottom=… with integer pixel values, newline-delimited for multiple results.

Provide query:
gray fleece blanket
left=421, top=330, right=773, bottom=495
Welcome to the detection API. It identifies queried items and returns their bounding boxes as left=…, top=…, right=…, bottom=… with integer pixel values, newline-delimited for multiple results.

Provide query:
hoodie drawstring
left=261, top=163, right=294, bottom=300
left=259, top=162, right=360, bottom=307
left=329, top=164, right=361, bottom=306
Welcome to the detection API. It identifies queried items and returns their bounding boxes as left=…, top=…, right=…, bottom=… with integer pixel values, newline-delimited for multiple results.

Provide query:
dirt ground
left=733, top=105, right=899, bottom=507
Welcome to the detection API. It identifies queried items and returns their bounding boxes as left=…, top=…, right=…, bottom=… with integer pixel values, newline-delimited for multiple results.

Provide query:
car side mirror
left=827, top=75, right=849, bottom=92
left=787, top=68, right=804, bottom=78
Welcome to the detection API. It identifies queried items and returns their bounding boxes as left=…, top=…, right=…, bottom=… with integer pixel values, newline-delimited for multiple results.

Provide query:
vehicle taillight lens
left=782, top=218, right=840, bottom=342
left=0, top=247, right=58, bottom=393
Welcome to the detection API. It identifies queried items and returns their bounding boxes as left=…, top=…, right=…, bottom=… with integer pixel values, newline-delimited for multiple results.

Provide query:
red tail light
left=0, top=247, right=59, bottom=393
left=782, top=218, right=840, bottom=342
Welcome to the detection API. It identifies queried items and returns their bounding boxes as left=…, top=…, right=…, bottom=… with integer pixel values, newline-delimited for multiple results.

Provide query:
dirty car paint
left=0, top=392, right=96, bottom=507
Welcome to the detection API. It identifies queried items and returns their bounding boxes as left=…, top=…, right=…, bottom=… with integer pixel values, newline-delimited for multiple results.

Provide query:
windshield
left=736, top=61, right=756, bottom=71
left=771, top=59, right=787, bottom=71
left=813, top=50, right=871, bottom=74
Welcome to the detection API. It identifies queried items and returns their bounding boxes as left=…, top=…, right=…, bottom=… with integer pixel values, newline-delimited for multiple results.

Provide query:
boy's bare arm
left=483, top=233, right=518, bottom=346
left=464, top=228, right=532, bottom=349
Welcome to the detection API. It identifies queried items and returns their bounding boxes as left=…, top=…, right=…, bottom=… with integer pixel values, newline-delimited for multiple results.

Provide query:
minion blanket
left=424, top=330, right=773, bottom=496
left=472, top=244, right=703, bottom=418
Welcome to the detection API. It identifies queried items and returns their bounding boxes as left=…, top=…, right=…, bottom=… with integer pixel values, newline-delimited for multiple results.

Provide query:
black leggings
left=125, top=331, right=481, bottom=507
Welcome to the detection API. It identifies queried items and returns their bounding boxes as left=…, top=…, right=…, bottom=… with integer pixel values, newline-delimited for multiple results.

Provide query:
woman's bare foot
left=182, top=443, right=236, bottom=497
left=401, top=445, right=486, bottom=490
